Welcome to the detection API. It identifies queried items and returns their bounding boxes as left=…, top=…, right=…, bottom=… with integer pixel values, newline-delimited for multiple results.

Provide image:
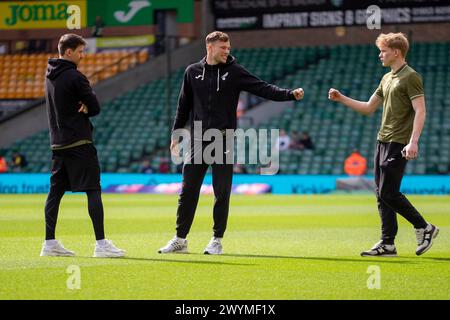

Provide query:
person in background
left=233, top=164, right=247, bottom=174
left=289, top=130, right=303, bottom=150
left=91, top=16, right=105, bottom=37
left=299, top=131, right=315, bottom=150
left=344, top=149, right=367, bottom=176
left=277, top=129, right=291, bottom=151
left=0, top=152, right=8, bottom=173
left=140, top=158, right=154, bottom=174
left=159, top=158, right=170, bottom=173
left=11, top=152, right=28, bottom=172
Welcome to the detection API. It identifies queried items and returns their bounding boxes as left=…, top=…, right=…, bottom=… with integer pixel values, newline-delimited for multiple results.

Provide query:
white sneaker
left=40, top=240, right=75, bottom=257
left=93, top=239, right=125, bottom=258
left=360, top=241, right=397, bottom=257
left=415, top=223, right=439, bottom=256
left=158, top=236, right=188, bottom=254
left=204, top=237, right=223, bottom=255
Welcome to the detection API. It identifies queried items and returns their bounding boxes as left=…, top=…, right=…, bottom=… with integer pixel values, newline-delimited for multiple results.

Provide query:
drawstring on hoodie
left=199, top=64, right=221, bottom=92
left=217, top=69, right=220, bottom=92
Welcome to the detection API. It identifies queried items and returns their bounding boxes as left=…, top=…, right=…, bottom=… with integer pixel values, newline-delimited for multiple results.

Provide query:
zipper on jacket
left=207, top=68, right=212, bottom=129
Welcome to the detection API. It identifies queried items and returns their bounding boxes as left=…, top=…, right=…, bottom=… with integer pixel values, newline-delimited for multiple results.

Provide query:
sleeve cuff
left=410, top=94, right=424, bottom=100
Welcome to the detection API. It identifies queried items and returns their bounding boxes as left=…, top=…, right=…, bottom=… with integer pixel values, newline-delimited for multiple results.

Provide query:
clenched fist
left=292, top=88, right=304, bottom=100
left=328, top=88, right=341, bottom=102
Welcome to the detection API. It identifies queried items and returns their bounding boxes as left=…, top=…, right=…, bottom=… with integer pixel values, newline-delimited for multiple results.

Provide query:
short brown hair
left=205, top=31, right=229, bottom=44
left=375, top=32, right=409, bottom=57
left=58, top=33, right=86, bottom=56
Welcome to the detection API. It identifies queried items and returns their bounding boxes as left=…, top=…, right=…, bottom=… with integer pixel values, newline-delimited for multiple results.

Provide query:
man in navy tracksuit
left=41, top=34, right=125, bottom=258
left=159, top=31, right=304, bottom=255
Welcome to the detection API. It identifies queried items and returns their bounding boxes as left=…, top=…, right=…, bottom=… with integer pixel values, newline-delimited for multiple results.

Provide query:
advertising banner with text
left=0, top=0, right=87, bottom=30
left=213, top=0, right=450, bottom=30
left=1, top=174, right=449, bottom=195
left=0, top=0, right=194, bottom=30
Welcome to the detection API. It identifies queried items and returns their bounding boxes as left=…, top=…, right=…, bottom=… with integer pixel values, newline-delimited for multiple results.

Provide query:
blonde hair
left=205, top=31, right=229, bottom=44
left=376, top=32, right=409, bottom=57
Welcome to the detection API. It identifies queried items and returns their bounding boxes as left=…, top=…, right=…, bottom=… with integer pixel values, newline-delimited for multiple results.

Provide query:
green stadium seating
left=3, top=43, right=449, bottom=174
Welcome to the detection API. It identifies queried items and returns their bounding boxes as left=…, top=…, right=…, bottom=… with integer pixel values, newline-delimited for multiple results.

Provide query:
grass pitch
left=0, top=194, right=448, bottom=300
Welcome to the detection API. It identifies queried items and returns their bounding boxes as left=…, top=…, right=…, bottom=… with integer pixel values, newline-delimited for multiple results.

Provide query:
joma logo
left=5, top=3, right=69, bottom=26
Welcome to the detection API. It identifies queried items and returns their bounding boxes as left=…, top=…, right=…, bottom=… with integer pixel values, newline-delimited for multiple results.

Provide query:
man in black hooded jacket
left=41, top=34, right=124, bottom=258
left=159, top=31, right=304, bottom=255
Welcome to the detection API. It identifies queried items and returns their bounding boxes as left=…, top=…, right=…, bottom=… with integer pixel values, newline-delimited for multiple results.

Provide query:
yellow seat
left=138, top=50, right=149, bottom=63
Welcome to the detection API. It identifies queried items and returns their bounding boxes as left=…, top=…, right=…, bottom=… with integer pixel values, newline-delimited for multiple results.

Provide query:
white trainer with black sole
left=158, top=236, right=188, bottom=254
left=360, top=241, right=397, bottom=257
left=93, top=239, right=125, bottom=258
left=415, top=223, right=439, bottom=256
left=40, top=240, right=75, bottom=257
left=204, top=237, right=223, bottom=255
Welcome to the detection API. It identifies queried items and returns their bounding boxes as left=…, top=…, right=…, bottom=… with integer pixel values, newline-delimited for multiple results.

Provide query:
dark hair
left=58, top=34, right=86, bottom=56
left=205, top=31, right=229, bottom=44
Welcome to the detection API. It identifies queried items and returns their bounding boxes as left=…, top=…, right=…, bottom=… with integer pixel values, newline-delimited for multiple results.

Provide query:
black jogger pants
left=374, top=141, right=428, bottom=244
left=175, top=139, right=233, bottom=239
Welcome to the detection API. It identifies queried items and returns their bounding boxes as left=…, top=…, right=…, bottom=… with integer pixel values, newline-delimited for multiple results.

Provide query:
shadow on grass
left=219, top=253, right=418, bottom=264
left=74, top=253, right=448, bottom=265
left=76, top=255, right=254, bottom=266
left=420, top=257, right=450, bottom=262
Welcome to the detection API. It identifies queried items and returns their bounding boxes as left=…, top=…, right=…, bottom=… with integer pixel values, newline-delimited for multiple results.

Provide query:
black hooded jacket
left=45, top=58, right=100, bottom=148
left=172, top=55, right=296, bottom=133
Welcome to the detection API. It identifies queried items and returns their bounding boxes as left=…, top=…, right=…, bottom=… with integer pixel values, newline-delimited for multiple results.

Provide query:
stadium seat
left=0, top=50, right=148, bottom=100
left=2, top=43, right=449, bottom=174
